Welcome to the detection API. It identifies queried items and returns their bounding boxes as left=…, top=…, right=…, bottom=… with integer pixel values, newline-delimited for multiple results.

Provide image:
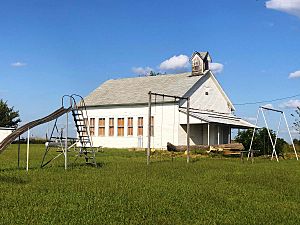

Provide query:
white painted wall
left=85, top=103, right=180, bottom=149
left=84, top=73, right=234, bottom=148
left=182, top=73, right=232, bottom=114
left=0, top=128, right=14, bottom=143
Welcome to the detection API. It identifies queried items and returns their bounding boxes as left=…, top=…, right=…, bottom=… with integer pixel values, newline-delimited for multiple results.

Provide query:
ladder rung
left=79, top=150, right=94, bottom=153
left=85, top=162, right=97, bottom=165
left=73, top=112, right=83, bottom=116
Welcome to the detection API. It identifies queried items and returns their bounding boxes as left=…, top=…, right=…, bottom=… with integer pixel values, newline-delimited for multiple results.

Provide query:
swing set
left=248, top=106, right=298, bottom=162
left=147, top=91, right=191, bottom=165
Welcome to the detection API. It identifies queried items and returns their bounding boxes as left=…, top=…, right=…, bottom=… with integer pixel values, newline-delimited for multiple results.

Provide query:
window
left=98, top=118, right=105, bottom=136
left=89, top=118, right=95, bottom=136
left=193, top=59, right=200, bottom=71
left=82, top=118, right=88, bottom=136
left=128, top=117, right=133, bottom=136
left=138, top=117, right=143, bottom=136
left=109, top=118, right=114, bottom=136
left=151, top=116, right=154, bottom=136
left=205, top=92, right=209, bottom=95
left=118, top=118, right=124, bottom=136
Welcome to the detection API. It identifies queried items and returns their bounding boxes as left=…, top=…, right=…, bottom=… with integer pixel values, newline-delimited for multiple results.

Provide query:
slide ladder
left=70, top=94, right=97, bottom=166
left=1, top=94, right=97, bottom=168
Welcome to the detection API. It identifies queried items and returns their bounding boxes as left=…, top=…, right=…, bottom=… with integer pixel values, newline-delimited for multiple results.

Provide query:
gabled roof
left=84, top=72, right=207, bottom=107
left=84, top=70, right=234, bottom=111
left=190, top=51, right=212, bottom=62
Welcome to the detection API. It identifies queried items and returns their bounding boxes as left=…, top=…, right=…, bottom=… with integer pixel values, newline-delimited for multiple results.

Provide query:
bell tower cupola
left=190, top=51, right=211, bottom=76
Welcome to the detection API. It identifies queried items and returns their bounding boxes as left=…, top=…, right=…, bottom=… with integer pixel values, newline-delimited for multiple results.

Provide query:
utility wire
left=234, top=93, right=300, bottom=106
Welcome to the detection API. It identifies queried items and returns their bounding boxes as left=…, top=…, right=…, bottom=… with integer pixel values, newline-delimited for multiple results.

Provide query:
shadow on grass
left=0, top=175, right=28, bottom=184
left=69, top=161, right=105, bottom=169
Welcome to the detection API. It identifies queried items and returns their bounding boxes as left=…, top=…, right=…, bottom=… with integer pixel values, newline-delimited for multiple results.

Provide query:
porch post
left=186, top=97, right=190, bottom=163
left=228, top=126, right=231, bottom=144
left=207, top=123, right=210, bottom=146
left=217, top=126, right=220, bottom=145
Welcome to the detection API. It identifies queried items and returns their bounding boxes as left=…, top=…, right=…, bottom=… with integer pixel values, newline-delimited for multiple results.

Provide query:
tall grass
left=0, top=144, right=300, bottom=224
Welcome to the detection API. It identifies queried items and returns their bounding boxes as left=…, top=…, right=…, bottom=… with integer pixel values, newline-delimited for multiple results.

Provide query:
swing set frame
left=248, top=106, right=298, bottom=162
left=147, top=91, right=191, bottom=165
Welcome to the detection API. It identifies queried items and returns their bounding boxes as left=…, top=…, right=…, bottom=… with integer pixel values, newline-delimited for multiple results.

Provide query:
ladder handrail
left=70, top=94, right=93, bottom=148
left=61, top=94, right=76, bottom=109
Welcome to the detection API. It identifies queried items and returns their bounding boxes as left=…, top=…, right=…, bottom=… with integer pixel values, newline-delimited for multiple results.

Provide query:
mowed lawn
left=1, top=144, right=300, bottom=224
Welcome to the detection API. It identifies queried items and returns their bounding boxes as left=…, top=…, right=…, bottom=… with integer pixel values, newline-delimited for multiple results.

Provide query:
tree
left=293, top=139, right=300, bottom=146
left=292, top=107, right=300, bottom=134
left=149, top=71, right=163, bottom=76
left=0, top=99, right=21, bottom=128
left=235, top=127, right=287, bottom=156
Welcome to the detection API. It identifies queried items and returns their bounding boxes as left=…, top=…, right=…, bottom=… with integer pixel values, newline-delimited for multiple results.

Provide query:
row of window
left=87, top=117, right=154, bottom=137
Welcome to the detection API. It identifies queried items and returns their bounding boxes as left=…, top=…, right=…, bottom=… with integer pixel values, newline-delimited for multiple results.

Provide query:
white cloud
left=280, top=99, right=300, bottom=108
left=209, top=62, right=224, bottom=74
left=263, top=103, right=274, bottom=109
left=132, top=66, right=153, bottom=76
left=159, top=55, right=189, bottom=71
left=11, top=62, right=27, bottom=67
left=133, top=54, right=225, bottom=76
left=266, top=0, right=300, bottom=18
left=289, top=70, right=300, bottom=78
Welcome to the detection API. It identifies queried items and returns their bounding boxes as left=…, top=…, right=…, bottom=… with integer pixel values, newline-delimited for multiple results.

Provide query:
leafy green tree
left=0, top=99, right=21, bottom=127
left=292, top=107, right=300, bottom=134
left=293, top=139, right=300, bottom=145
left=149, top=71, right=161, bottom=76
left=235, top=127, right=287, bottom=156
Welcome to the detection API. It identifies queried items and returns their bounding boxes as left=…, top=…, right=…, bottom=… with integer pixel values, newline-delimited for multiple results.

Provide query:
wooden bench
left=240, top=150, right=260, bottom=163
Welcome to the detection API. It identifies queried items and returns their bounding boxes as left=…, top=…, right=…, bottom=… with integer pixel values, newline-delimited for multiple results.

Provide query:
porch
left=179, top=109, right=256, bottom=146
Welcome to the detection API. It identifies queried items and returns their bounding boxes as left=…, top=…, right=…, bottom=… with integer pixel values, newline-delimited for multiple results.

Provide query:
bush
left=235, top=128, right=287, bottom=156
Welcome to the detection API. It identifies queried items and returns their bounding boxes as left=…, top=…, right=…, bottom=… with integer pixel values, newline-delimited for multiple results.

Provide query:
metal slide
left=0, top=106, right=72, bottom=154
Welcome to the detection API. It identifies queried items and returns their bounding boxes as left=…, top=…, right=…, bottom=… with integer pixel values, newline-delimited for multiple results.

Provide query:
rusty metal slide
left=0, top=106, right=72, bottom=154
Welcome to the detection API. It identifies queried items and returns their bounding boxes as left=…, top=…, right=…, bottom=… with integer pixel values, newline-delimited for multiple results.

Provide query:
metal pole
left=17, top=135, right=20, bottom=169
left=187, top=97, right=190, bottom=163
left=65, top=112, right=68, bottom=170
left=271, top=113, right=282, bottom=160
left=261, top=108, right=278, bottom=162
left=283, top=112, right=299, bottom=160
left=26, top=128, right=30, bottom=172
left=147, top=91, right=152, bottom=165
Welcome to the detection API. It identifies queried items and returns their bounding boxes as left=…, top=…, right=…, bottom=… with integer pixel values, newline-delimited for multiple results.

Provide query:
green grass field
left=1, top=144, right=300, bottom=224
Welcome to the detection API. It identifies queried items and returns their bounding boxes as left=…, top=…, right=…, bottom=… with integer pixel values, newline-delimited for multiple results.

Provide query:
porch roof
left=179, top=109, right=256, bottom=129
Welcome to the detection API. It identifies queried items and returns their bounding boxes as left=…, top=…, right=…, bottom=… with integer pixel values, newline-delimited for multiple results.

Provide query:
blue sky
left=1, top=0, right=300, bottom=140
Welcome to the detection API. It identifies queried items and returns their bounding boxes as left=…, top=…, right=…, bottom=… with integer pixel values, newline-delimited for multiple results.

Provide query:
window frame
left=151, top=116, right=154, bottom=136
left=89, top=118, right=95, bottom=136
left=98, top=118, right=105, bottom=136
left=138, top=117, right=143, bottom=136
left=117, top=118, right=125, bottom=136
left=127, top=117, right=133, bottom=136
left=109, top=118, right=114, bottom=136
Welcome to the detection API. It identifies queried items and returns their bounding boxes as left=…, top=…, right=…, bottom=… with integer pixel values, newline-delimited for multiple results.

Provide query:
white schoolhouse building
left=83, top=52, right=254, bottom=149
